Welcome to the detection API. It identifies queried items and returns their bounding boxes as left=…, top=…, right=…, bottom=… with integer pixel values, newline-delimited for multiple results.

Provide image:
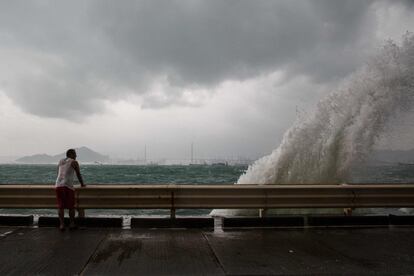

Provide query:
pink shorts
left=55, top=186, right=75, bottom=209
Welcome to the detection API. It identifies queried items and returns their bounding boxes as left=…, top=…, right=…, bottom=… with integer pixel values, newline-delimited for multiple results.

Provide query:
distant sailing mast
left=144, top=144, right=147, bottom=165
left=190, top=142, right=198, bottom=165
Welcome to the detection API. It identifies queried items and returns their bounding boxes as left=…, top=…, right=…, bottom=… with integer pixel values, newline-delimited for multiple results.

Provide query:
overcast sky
left=0, top=0, right=414, bottom=161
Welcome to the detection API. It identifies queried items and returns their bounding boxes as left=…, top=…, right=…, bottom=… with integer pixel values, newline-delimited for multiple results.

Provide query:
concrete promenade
left=0, top=226, right=413, bottom=275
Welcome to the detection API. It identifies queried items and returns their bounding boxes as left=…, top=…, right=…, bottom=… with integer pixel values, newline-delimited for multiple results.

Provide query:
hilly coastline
left=369, top=149, right=414, bottom=164
left=15, top=147, right=109, bottom=164
left=10, top=147, right=414, bottom=165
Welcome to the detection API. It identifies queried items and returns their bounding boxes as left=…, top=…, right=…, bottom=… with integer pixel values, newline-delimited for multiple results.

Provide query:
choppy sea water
left=0, top=164, right=245, bottom=185
left=0, top=164, right=245, bottom=216
left=0, top=164, right=413, bottom=216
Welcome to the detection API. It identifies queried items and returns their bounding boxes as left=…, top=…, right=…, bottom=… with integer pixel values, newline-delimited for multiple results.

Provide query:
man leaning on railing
left=55, top=149, right=85, bottom=231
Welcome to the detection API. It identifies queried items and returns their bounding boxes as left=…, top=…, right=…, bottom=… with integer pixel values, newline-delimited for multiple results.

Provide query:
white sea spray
left=239, top=34, right=414, bottom=185
left=212, top=33, right=414, bottom=216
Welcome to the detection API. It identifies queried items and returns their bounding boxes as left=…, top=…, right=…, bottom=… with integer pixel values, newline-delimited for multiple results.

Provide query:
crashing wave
left=212, top=33, right=414, bottom=216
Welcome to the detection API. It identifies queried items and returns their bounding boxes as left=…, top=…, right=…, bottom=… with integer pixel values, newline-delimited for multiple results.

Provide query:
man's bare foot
left=59, top=225, right=65, bottom=231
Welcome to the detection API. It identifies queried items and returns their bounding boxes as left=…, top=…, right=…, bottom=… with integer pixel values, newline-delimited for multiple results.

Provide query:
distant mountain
left=369, top=149, right=414, bottom=164
left=16, top=154, right=56, bottom=164
left=15, top=147, right=110, bottom=164
left=0, top=155, right=20, bottom=164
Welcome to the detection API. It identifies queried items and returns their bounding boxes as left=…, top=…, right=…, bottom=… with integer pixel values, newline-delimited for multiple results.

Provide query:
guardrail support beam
left=1, top=184, right=414, bottom=211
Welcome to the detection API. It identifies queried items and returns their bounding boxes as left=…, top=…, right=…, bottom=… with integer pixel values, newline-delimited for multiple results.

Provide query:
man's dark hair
left=66, top=149, right=76, bottom=157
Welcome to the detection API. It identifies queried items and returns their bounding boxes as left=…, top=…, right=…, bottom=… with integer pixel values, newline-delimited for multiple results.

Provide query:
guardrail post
left=170, top=190, right=176, bottom=220
left=213, top=216, right=224, bottom=233
left=76, top=189, right=84, bottom=218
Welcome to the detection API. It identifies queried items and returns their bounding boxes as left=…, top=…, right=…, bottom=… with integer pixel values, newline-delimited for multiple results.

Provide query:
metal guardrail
left=1, top=184, right=414, bottom=218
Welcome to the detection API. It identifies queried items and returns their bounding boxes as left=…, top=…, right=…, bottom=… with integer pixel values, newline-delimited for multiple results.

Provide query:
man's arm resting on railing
left=72, top=160, right=85, bottom=187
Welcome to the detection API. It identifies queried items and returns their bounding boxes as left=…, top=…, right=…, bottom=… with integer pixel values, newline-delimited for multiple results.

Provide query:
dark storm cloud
left=0, top=0, right=411, bottom=119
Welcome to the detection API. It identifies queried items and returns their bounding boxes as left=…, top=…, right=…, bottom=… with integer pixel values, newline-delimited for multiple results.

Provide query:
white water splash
left=239, top=34, right=414, bottom=185
left=211, top=33, right=414, bottom=216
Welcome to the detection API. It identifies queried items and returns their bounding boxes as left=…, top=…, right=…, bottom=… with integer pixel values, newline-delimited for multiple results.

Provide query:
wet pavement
left=0, top=226, right=413, bottom=275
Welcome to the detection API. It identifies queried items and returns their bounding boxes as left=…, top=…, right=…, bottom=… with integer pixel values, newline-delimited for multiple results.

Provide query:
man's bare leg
left=77, top=208, right=85, bottom=218
left=58, top=208, right=65, bottom=230
left=69, top=208, right=76, bottom=229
